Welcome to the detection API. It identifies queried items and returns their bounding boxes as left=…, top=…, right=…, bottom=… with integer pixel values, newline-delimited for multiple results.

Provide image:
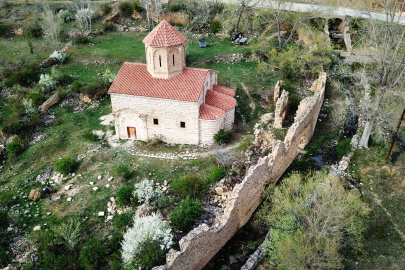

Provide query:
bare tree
left=41, top=4, right=61, bottom=51
left=143, top=0, right=152, bottom=31
left=335, top=0, right=405, bottom=148
left=234, top=0, right=257, bottom=34
left=74, top=0, right=94, bottom=32
left=155, top=0, right=162, bottom=24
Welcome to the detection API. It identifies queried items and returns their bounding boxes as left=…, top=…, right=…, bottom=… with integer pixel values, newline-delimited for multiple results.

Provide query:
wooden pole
left=386, top=106, right=405, bottom=160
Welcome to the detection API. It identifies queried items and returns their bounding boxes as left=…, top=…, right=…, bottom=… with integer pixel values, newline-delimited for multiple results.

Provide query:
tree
left=257, top=170, right=369, bottom=269
left=333, top=1, right=405, bottom=148
left=234, top=0, right=256, bottom=34
left=74, top=0, right=94, bottom=32
left=143, top=0, right=152, bottom=31
left=155, top=0, right=162, bottom=24
left=41, top=4, right=61, bottom=51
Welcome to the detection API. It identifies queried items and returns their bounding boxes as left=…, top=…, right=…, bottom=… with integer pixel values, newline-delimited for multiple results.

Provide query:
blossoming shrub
left=170, top=196, right=203, bottom=231
left=134, top=179, right=163, bottom=203
left=104, top=69, right=117, bottom=83
left=38, top=74, right=56, bottom=92
left=122, top=213, right=173, bottom=269
left=50, top=51, right=67, bottom=63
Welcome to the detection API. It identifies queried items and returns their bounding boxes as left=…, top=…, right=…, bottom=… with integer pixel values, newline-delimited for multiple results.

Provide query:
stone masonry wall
left=152, top=72, right=327, bottom=270
left=199, top=117, right=224, bottom=145
left=273, top=90, right=289, bottom=128
left=111, top=93, right=200, bottom=145
left=224, top=107, right=235, bottom=131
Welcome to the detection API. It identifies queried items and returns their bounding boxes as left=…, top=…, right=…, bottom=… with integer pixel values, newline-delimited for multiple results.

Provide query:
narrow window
left=153, top=118, right=159, bottom=125
left=180, top=121, right=186, bottom=128
left=173, top=54, right=175, bottom=66
left=159, top=55, right=161, bottom=67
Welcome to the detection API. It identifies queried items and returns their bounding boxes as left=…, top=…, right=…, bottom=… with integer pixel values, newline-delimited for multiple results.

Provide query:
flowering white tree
left=122, top=212, right=173, bottom=268
left=134, top=179, right=163, bottom=203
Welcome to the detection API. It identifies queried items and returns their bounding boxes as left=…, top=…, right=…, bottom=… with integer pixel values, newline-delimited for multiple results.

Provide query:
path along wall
left=153, top=72, right=327, bottom=270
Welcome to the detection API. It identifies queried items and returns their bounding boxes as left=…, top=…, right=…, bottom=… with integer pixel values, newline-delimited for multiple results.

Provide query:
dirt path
left=369, top=178, right=405, bottom=244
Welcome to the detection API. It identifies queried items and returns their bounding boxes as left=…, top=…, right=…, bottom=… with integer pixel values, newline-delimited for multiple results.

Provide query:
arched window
left=159, top=55, right=161, bottom=67
left=173, top=54, right=175, bottom=66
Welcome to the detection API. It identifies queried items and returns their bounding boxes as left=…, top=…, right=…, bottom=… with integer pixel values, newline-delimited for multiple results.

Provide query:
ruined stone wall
left=273, top=90, right=289, bottom=128
left=152, top=73, right=327, bottom=270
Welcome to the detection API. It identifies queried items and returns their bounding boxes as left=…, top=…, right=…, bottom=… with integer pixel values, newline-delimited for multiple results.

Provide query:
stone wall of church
left=198, top=117, right=224, bottom=145
left=111, top=93, right=200, bottom=145
left=224, top=107, right=235, bottom=131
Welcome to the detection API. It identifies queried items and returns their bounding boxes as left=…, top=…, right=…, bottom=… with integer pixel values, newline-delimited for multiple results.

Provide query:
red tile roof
left=205, top=90, right=237, bottom=111
left=199, top=103, right=225, bottom=120
left=213, top=84, right=235, bottom=96
left=143, top=20, right=187, bottom=47
left=108, top=63, right=215, bottom=102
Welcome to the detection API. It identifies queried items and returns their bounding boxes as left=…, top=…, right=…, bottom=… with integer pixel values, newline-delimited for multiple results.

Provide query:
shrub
left=58, top=10, right=74, bottom=23
left=113, top=212, right=132, bottom=231
left=122, top=213, right=173, bottom=268
left=104, top=69, right=117, bottom=83
left=50, top=51, right=67, bottom=63
left=210, top=19, right=221, bottom=34
left=336, top=138, right=351, bottom=158
left=213, top=129, right=231, bottom=144
left=70, top=81, right=84, bottom=93
left=0, top=211, right=7, bottom=230
left=116, top=185, right=135, bottom=207
left=0, top=246, right=10, bottom=268
left=38, top=74, right=56, bottom=91
left=103, top=22, right=115, bottom=32
left=114, top=164, right=132, bottom=180
left=80, top=238, right=107, bottom=270
left=170, top=175, right=207, bottom=199
left=2, top=120, right=34, bottom=136
left=209, top=166, right=226, bottom=182
left=170, top=197, right=203, bottom=231
left=74, top=34, right=88, bottom=44
left=54, top=157, right=77, bottom=176
left=5, top=62, right=40, bottom=87
left=27, top=92, right=46, bottom=107
left=101, top=3, right=112, bottom=14
left=168, top=3, right=186, bottom=12
left=6, top=138, right=24, bottom=159
left=119, top=2, right=133, bottom=17
left=81, top=79, right=108, bottom=98
left=56, top=73, right=73, bottom=86
left=134, top=179, right=163, bottom=203
left=131, top=1, right=143, bottom=12
left=83, top=130, right=98, bottom=141
left=155, top=195, right=169, bottom=208
left=24, top=22, right=42, bottom=38
left=51, top=219, right=81, bottom=250
left=0, top=23, right=11, bottom=38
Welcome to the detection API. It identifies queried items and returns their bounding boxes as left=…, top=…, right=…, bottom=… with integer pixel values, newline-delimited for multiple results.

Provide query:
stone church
left=108, top=20, right=236, bottom=145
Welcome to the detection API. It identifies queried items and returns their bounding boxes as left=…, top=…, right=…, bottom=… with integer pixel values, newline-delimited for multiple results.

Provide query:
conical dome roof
left=142, top=20, right=187, bottom=47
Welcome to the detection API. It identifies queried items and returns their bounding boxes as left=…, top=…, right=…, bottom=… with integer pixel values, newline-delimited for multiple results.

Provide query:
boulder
left=28, top=188, right=44, bottom=202
left=103, top=12, right=120, bottom=24
left=33, top=225, right=41, bottom=231
left=135, top=203, right=157, bottom=218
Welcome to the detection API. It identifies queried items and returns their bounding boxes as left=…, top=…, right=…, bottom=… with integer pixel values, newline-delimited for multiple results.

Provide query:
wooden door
left=127, top=127, right=136, bottom=138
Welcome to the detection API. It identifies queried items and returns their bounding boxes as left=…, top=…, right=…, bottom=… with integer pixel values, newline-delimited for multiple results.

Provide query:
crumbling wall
left=273, top=90, right=289, bottom=128
left=153, top=72, right=327, bottom=270
left=273, top=80, right=283, bottom=102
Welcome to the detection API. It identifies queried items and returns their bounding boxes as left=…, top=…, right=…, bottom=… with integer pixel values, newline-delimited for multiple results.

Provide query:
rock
left=46, top=212, right=51, bottom=216
left=7, top=227, right=14, bottom=232
left=23, top=210, right=30, bottom=214
left=108, top=177, right=113, bottom=181
left=98, top=175, right=102, bottom=180
left=33, top=226, right=41, bottom=231
left=67, top=197, right=73, bottom=202
left=36, top=171, right=51, bottom=185
left=106, top=215, right=113, bottom=222
left=98, top=211, right=105, bottom=217
left=103, top=11, right=120, bottom=24
left=90, top=182, right=94, bottom=185
left=110, top=197, right=115, bottom=202
left=105, top=184, right=110, bottom=188
left=65, top=185, right=71, bottom=190
left=28, top=188, right=44, bottom=202
left=93, top=187, right=99, bottom=191
left=135, top=203, right=157, bottom=218
left=215, top=186, right=228, bottom=196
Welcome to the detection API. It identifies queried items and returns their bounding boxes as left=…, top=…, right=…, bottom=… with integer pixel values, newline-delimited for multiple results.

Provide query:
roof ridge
left=142, top=20, right=187, bottom=47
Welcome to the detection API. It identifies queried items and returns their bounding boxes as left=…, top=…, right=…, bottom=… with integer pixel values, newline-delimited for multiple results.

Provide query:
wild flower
left=121, top=212, right=173, bottom=266
left=134, top=179, right=163, bottom=203
left=50, top=51, right=67, bottom=63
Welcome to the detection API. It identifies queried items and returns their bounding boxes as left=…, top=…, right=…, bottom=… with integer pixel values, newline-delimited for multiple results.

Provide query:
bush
left=56, top=73, right=73, bottom=86
left=155, top=196, right=169, bottom=208
left=170, top=197, right=203, bottom=231
left=80, top=238, right=107, bottom=270
left=168, top=3, right=186, bottom=12
left=81, top=79, right=108, bottom=98
left=210, top=19, right=221, bottom=34
left=116, top=185, right=135, bottom=207
left=119, top=2, right=133, bottom=17
left=5, top=62, right=40, bottom=87
left=27, top=92, right=46, bottom=107
left=131, top=1, right=143, bottom=12
left=336, top=138, right=351, bottom=158
left=83, top=130, right=98, bottom=141
left=0, top=246, right=10, bottom=268
left=209, top=166, right=226, bottom=182
left=24, top=22, right=42, bottom=38
left=2, top=119, right=34, bottom=136
left=74, top=34, right=88, bottom=44
left=122, top=213, right=173, bottom=268
left=101, top=3, right=112, bottom=14
left=170, top=175, right=207, bottom=199
left=103, top=22, right=115, bottom=32
left=0, top=23, right=11, bottom=38
left=114, top=164, right=132, bottom=180
left=6, top=138, right=24, bottom=159
left=58, top=10, right=73, bottom=23
left=70, top=81, right=84, bottom=93
left=213, top=129, right=230, bottom=144
left=50, top=51, right=67, bottom=64
left=38, top=74, right=56, bottom=91
left=54, top=157, right=77, bottom=176
left=0, top=211, right=7, bottom=230
left=134, top=179, right=163, bottom=203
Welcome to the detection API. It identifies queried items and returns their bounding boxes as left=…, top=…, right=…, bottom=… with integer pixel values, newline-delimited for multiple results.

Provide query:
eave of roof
left=142, top=20, right=187, bottom=47
left=205, top=89, right=237, bottom=111
left=213, top=84, right=235, bottom=96
left=199, top=103, right=225, bottom=120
